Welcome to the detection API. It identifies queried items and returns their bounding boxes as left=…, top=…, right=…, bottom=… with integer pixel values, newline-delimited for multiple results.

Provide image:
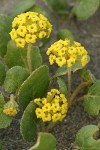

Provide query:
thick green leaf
left=52, top=65, right=67, bottom=79
left=72, top=56, right=90, bottom=72
left=12, top=0, right=36, bottom=17
left=57, top=29, right=74, bottom=42
left=0, top=112, right=12, bottom=129
left=57, top=77, right=67, bottom=96
left=0, top=63, right=6, bottom=85
left=4, top=41, right=42, bottom=70
left=73, top=0, right=100, bottom=20
left=75, top=125, right=100, bottom=150
left=4, top=40, right=28, bottom=68
left=44, top=0, right=68, bottom=14
left=77, top=69, right=96, bottom=82
left=29, top=132, right=56, bottom=150
left=84, top=80, right=100, bottom=115
left=20, top=101, right=38, bottom=141
left=4, top=66, right=29, bottom=93
left=0, top=94, right=5, bottom=109
left=0, top=140, right=2, bottom=150
left=29, top=5, right=49, bottom=18
left=30, top=46, right=42, bottom=70
left=71, top=62, right=82, bottom=72
left=18, top=65, right=49, bottom=110
left=0, top=14, right=11, bottom=57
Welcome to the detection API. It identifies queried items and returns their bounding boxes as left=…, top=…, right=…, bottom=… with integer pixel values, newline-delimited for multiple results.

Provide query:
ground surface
left=0, top=0, right=100, bottom=150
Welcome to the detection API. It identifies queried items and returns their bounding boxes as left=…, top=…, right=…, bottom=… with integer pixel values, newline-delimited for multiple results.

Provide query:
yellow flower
left=39, top=20, right=47, bottom=30
left=47, top=39, right=89, bottom=68
left=35, top=108, right=43, bottom=118
left=27, top=24, right=38, bottom=33
left=51, top=103, right=60, bottom=113
left=52, top=113, right=62, bottom=122
left=38, top=31, right=47, bottom=38
left=42, top=98, right=47, bottom=104
left=3, top=107, right=17, bottom=116
left=59, top=114, right=66, bottom=121
left=42, top=113, right=51, bottom=122
left=9, top=29, right=17, bottom=40
left=42, top=103, right=51, bottom=112
left=56, top=57, right=66, bottom=67
left=25, top=34, right=37, bottom=43
left=3, top=97, right=19, bottom=117
left=34, top=98, right=41, bottom=104
left=10, top=12, right=52, bottom=48
left=17, top=26, right=27, bottom=37
left=49, top=54, right=56, bottom=65
left=61, top=103, right=68, bottom=114
left=15, top=38, right=26, bottom=48
left=35, top=89, right=68, bottom=123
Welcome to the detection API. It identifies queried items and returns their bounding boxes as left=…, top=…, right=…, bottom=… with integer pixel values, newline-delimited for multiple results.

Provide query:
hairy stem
left=69, top=81, right=92, bottom=106
left=46, top=122, right=56, bottom=132
left=68, top=67, right=71, bottom=101
left=27, top=44, right=32, bottom=73
left=70, top=95, right=86, bottom=107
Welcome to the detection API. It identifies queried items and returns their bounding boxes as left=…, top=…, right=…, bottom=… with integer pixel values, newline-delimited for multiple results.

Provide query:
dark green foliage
left=20, top=101, right=38, bottom=141
left=4, top=66, right=29, bottom=93
left=0, top=14, right=11, bottom=57
left=18, top=65, right=49, bottom=110
left=75, top=125, right=100, bottom=150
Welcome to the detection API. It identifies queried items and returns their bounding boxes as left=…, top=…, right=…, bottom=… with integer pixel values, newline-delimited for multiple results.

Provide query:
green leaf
left=20, top=101, right=38, bottom=141
left=77, top=69, right=96, bottom=82
left=29, top=132, right=56, bottom=150
left=4, top=41, right=42, bottom=70
left=0, top=14, right=11, bottom=57
left=12, top=0, right=36, bottom=17
left=0, top=140, right=2, bottom=150
left=52, top=65, right=67, bottom=79
left=57, top=29, right=74, bottom=42
left=57, top=77, right=67, bottom=96
left=0, top=112, right=12, bottom=129
left=30, top=46, right=42, bottom=70
left=4, top=40, right=28, bottom=68
left=0, top=94, right=5, bottom=109
left=4, top=66, right=29, bottom=93
left=0, top=63, right=6, bottom=85
left=18, top=65, right=49, bottom=110
left=71, top=62, right=82, bottom=72
left=73, top=0, right=100, bottom=20
left=84, top=80, right=100, bottom=115
left=75, top=125, right=100, bottom=150
left=29, top=5, right=49, bottom=18
left=44, top=0, right=68, bottom=14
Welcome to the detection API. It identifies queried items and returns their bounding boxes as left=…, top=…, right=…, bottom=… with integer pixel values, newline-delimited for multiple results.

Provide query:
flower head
left=3, top=97, right=19, bottom=117
left=46, top=39, right=89, bottom=68
left=34, top=89, right=68, bottom=122
left=10, top=12, right=52, bottom=48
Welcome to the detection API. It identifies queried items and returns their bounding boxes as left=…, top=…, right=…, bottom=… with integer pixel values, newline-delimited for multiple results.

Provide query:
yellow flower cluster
left=34, top=89, right=68, bottom=122
left=10, top=12, right=52, bottom=48
left=3, top=107, right=17, bottom=116
left=46, top=39, right=89, bottom=68
left=3, top=98, right=18, bottom=117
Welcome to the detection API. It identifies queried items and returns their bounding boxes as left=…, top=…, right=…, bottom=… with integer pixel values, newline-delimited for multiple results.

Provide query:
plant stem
left=10, top=94, right=16, bottom=101
left=39, top=120, right=45, bottom=132
left=46, top=122, right=56, bottom=132
left=69, top=81, right=92, bottom=106
left=68, top=67, right=71, bottom=101
left=69, top=95, right=86, bottom=107
left=27, top=44, right=32, bottom=73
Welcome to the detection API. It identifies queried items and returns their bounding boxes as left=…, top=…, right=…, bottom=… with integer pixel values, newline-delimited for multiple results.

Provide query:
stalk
left=67, top=67, right=71, bottom=101
left=27, top=44, right=32, bottom=73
